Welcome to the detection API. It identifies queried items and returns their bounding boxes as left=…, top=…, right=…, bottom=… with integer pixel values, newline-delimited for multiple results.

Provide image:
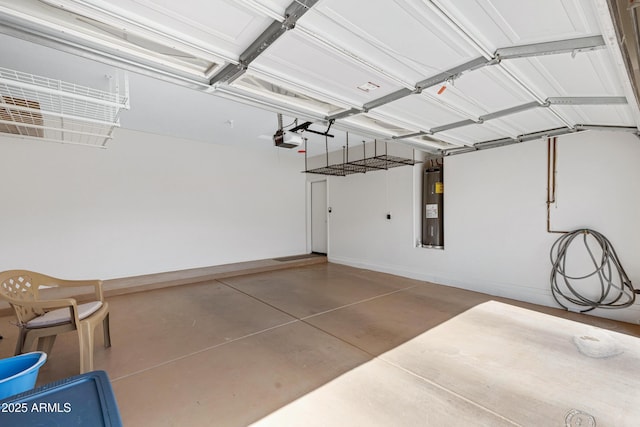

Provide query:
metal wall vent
left=0, top=67, right=129, bottom=147
left=0, top=96, right=44, bottom=138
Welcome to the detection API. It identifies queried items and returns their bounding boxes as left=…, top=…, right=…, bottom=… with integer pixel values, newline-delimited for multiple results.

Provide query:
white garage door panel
left=435, top=0, right=600, bottom=51
left=124, top=0, right=282, bottom=53
left=491, top=109, right=566, bottom=135
left=505, top=50, right=626, bottom=98
left=441, top=66, right=535, bottom=113
left=297, top=0, right=481, bottom=84
left=253, top=32, right=406, bottom=107
left=376, top=95, right=470, bottom=131
left=554, top=105, right=635, bottom=127
left=438, top=122, right=510, bottom=145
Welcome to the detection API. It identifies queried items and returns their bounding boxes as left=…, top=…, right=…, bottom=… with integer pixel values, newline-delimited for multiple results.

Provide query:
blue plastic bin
left=0, top=352, right=47, bottom=400
left=0, top=370, right=122, bottom=426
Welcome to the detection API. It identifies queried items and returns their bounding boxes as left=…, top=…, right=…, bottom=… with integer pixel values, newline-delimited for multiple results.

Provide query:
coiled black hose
left=550, top=229, right=638, bottom=312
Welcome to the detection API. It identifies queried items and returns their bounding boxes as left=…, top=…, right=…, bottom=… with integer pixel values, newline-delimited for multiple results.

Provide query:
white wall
left=328, top=131, right=640, bottom=324
left=0, top=128, right=307, bottom=279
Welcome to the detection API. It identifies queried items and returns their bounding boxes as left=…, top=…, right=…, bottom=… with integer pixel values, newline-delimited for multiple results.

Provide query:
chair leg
left=14, top=328, right=27, bottom=355
left=78, top=322, right=94, bottom=374
left=22, top=332, right=39, bottom=356
left=103, top=313, right=111, bottom=348
left=36, top=335, right=57, bottom=354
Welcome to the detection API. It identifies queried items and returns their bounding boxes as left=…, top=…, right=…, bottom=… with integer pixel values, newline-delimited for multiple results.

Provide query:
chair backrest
left=0, top=270, right=47, bottom=324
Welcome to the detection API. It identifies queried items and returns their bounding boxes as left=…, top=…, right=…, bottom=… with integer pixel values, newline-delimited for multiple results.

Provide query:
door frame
left=307, top=178, right=328, bottom=255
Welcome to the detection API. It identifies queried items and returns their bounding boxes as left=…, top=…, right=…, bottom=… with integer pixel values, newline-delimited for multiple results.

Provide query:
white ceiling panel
left=404, top=135, right=460, bottom=150
left=418, top=66, right=537, bottom=119
left=505, top=49, right=626, bottom=97
left=437, top=122, right=513, bottom=145
left=435, top=0, right=601, bottom=52
left=375, top=95, right=470, bottom=131
left=296, top=0, right=482, bottom=85
left=46, top=0, right=282, bottom=59
left=553, top=105, right=634, bottom=127
left=232, top=72, right=350, bottom=116
left=419, top=85, right=487, bottom=120
left=252, top=31, right=406, bottom=107
left=443, top=66, right=535, bottom=111
left=342, top=113, right=416, bottom=138
left=0, top=0, right=254, bottom=81
left=489, top=108, right=566, bottom=135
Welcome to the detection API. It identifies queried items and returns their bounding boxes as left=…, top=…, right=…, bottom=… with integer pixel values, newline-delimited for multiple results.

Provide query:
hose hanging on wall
left=550, top=229, right=639, bottom=312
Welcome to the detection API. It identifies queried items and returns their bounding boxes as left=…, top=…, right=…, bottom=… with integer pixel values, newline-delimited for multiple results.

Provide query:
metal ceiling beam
left=441, top=127, right=576, bottom=156
left=363, top=88, right=414, bottom=112
left=415, top=56, right=492, bottom=91
left=210, top=23, right=285, bottom=84
left=397, top=138, right=444, bottom=154
left=392, top=131, right=429, bottom=139
left=491, top=37, right=608, bottom=131
left=439, top=146, right=477, bottom=155
left=517, top=127, right=573, bottom=142
left=439, top=125, right=640, bottom=157
left=479, top=101, right=542, bottom=121
left=210, top=0, right=318, bottom=85
left=347, top=93, right=635, bottom=148
left=547, top=96, right=628, bottom=105
left=338, top=36, right=609, bottom=125
left=326, top=57, right=495, bottom=125
left=468, top=137, right=518, bottom=151
left=385, top=95, right=632, bottom=143
left=393, top=101, right=541, bottom=137
left=495, top=35, right=606, bottom=60
left=327, top=108, right=362, bottom=121
left=574, top=124, right=639, bottom=132
left=439, top=123, right=640, bottom=157
left=430, top=119, right=478, bottom=134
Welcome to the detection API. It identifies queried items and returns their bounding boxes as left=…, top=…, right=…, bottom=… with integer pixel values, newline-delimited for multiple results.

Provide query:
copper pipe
left=551, top=136, right=558, bottom=203
left=546, top=136, right=568, bottom=233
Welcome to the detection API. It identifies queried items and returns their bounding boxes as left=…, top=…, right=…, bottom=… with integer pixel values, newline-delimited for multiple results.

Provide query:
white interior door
left=311, top=180, right=328, bottom=254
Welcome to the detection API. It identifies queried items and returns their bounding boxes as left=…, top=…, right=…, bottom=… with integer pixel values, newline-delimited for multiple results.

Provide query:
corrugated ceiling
left=0, top=0, right=638, bottom=155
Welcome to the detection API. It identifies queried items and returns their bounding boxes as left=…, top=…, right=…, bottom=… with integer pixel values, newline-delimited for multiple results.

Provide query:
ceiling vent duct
left=0, top=67, right=129, bottom=147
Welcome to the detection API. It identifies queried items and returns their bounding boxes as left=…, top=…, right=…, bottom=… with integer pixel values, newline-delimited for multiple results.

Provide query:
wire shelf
left=305, top=155, right=419, bottom=176
left=0, top=67, right=129, bottom=147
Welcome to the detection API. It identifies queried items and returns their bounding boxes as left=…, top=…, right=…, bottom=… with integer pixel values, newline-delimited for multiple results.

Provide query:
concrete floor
left=0, top=263, right=639, bottom=426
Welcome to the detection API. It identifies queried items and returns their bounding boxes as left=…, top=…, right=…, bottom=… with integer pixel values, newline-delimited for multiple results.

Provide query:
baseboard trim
left=0, top=255, right=327, bottom=317
left=102, top=254, right=327, bottom=297
left=328, top=255, right=640, bottom=325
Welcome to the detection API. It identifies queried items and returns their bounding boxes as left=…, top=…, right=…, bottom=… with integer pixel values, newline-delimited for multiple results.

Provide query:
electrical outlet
left=386, top=212, right=391, bottom=220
